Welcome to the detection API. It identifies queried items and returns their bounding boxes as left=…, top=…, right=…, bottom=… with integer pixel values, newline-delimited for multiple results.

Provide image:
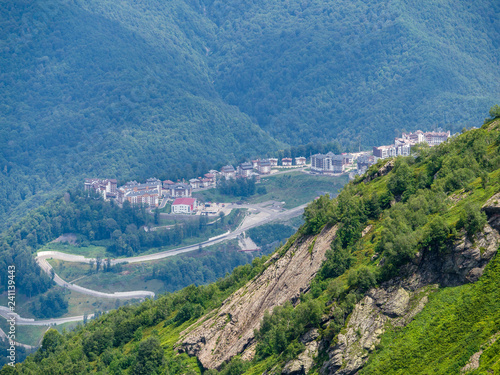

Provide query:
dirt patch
left=52, top=233, right=78, bottom=245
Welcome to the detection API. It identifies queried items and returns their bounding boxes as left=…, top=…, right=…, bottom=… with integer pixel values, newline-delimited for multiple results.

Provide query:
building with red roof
left=172, top=197, right=198, bottom=214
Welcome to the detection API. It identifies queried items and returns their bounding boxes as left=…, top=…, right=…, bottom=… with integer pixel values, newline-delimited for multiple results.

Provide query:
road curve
left=0, top=306, right=95, bottom=327
left=35, top=203, right=306, bottom=299
left=36, top=257, right=155, bottom=299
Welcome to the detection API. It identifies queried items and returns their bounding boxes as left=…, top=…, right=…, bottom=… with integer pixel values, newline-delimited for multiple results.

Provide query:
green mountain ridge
left=2, top=115, right=500, bottom=373
left=1, top=0, right=499, bottom=228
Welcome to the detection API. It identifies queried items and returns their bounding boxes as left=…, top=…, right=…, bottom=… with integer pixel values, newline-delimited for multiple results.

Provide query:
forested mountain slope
left=0, top=0, right=279, bottom=228
left=1, top=0, right=499, bottom=228
left=207, top=0, right=500, bottom=144
left=3, top=114, right=500, bottom=374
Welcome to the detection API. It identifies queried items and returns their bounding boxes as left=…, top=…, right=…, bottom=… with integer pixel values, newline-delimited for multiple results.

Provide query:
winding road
left=35, top=202, right=306, bottom=297
left=0, top=201, right=306, bottom=330
left=0, top=306, right=95, bottom=327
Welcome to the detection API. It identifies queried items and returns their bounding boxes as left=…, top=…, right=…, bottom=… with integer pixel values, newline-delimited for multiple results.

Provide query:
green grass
left=252, top=172, right=348, bottom=208
left=5, top=285, right=140, bottom=320
left=64, top=288, right=140, bottom=317
left=0, top=317, right=48, bottom=347
left=51, top=259, right=166, bottom=295
left=194, top=171, right=348, bottom=208
left=37, top=242, right=109, bottom=258
left=193, top=189, right=237, bottom=203
left=0, top=317, right=86, bottom=348
left=158, top=202, right=172, bottom=214
left=134, top=208, right=246, bottom=256
left=361, top=251, right=500, bottom=374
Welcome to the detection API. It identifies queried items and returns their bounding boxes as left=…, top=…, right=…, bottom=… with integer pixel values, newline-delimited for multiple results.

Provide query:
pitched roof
left=172, top=197, right=197, bottom=206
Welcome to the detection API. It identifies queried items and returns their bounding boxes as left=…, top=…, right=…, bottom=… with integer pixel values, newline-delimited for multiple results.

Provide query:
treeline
left=247, top=223, right=296, bottom=250
left=272, top=140, right=342, bottom=159
left=303, top=117, right=499, bottom=285
left=0, top=341, right=34, bottom=369
left=210, top=0, right=498, bottom=148
left=3, top=116, right=500, bottom=375
left=0, top=190, right=241, bottom=296
left=30, top=290, right=68, bottom=319
left=149, top=244, right=253, bottom=292
left=0, top=0, right=280, bottom=231
left=217, top=177, right=258, bottom=197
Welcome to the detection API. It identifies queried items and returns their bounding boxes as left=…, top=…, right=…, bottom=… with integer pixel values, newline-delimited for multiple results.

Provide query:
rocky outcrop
left=321, top=208, right=500, bottom=374
left=483, top=192, right=500, bottom=231
left=461, top=331, right=500, bottom=373
left=362, top=160, right=394, bottom=183
left=177, top=225, right=338, bottom=369
left=321, top=285, right=433, bottom=375
left=282, top=330, right=320, bottom=375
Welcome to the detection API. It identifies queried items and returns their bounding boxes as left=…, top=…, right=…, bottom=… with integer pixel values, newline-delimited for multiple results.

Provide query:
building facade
left=166, top=183, right=192, bottom=198
left=311, top=152, right=344, bottom=174
left=238, top=162, right=254, bottom=177
left=268, top=158, right=278, bottom=166
left=258, top=159, right=271, bottom=174
left=221, top=165, right=236, bottom=179
left=84, top=178, right=117, bottom=200
left=172, top=198, right=198, bottom=214
left=295, top=157, right=306, bottom=165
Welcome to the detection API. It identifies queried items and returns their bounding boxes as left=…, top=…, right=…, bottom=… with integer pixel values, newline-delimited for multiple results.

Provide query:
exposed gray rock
left=321, top=214, right=500, bottom=374
left=300, top=329, right=320, bottom=344
left=483, top=192, right=500, bottom=231
left=177, top=225, right=338, bottom=369
left=321, top=285, right=428, bottom=375
left=282, top=340, right=319, bottom=375
left=362, top=160, right=394, bottom=183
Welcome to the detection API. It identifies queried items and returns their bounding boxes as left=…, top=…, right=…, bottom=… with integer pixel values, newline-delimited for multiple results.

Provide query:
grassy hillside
left=1, top=0, right=499, bottom=229
left=361, top=255, right=500, bottom=374
left=3, top=115, right=499, bottom=373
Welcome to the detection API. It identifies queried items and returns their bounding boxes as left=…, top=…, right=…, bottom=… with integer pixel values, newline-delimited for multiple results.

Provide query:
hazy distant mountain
left=207, top=0, right=500, bottom=144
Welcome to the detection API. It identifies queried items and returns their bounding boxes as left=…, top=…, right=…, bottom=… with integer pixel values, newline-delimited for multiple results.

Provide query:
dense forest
left=1, top=0, right=499, bottom=228
left=3, top=113, right=499, bottom=373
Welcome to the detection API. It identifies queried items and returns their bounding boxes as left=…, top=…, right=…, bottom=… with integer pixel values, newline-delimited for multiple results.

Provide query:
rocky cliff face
left=320, top=197, right=500, bottom=375
left=177, top=192, right=500, bottom=374
left=177, top=225, right=338, bottom=369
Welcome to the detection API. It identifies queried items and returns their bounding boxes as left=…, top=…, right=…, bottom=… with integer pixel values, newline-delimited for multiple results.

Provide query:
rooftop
left=172, top=197, right=197, bottom=206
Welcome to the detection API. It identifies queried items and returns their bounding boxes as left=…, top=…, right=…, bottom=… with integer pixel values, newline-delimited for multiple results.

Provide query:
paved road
left=34, top=202, right=305, bottom=302
left=0, top=306, right=94, bottom=327
left=0, top=326, right=37, bottom=349
left=36, top=256, right=155, bottom=299
left=38, top=203, right=305, bottom=266
left=7, top=200, right=305, bottom=330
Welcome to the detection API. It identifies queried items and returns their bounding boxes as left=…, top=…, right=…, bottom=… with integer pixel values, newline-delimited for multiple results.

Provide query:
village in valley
left=84, top=129, right=451, bottom=216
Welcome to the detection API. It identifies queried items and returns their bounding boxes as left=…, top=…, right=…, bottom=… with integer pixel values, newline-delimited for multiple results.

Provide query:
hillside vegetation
left=1, top=0, right=499, bottom=228
left=3, top=114, right=500, bottom=373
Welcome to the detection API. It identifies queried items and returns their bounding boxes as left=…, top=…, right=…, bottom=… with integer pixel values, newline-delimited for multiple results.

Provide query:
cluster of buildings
left=84, top=155, right=307, bottom=212
left=85, top=129, right=450, bottom=210
left=373, top=130, right=450, bottom=159
left=220, top=156, right=306, bottom=179
left=84, top=179, right=118, bottom=200
left=309, top=129, right=451, bottom=176
left=310, top=153, right=354, bottom=174
left=84, top=177, right=201, bottom=213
